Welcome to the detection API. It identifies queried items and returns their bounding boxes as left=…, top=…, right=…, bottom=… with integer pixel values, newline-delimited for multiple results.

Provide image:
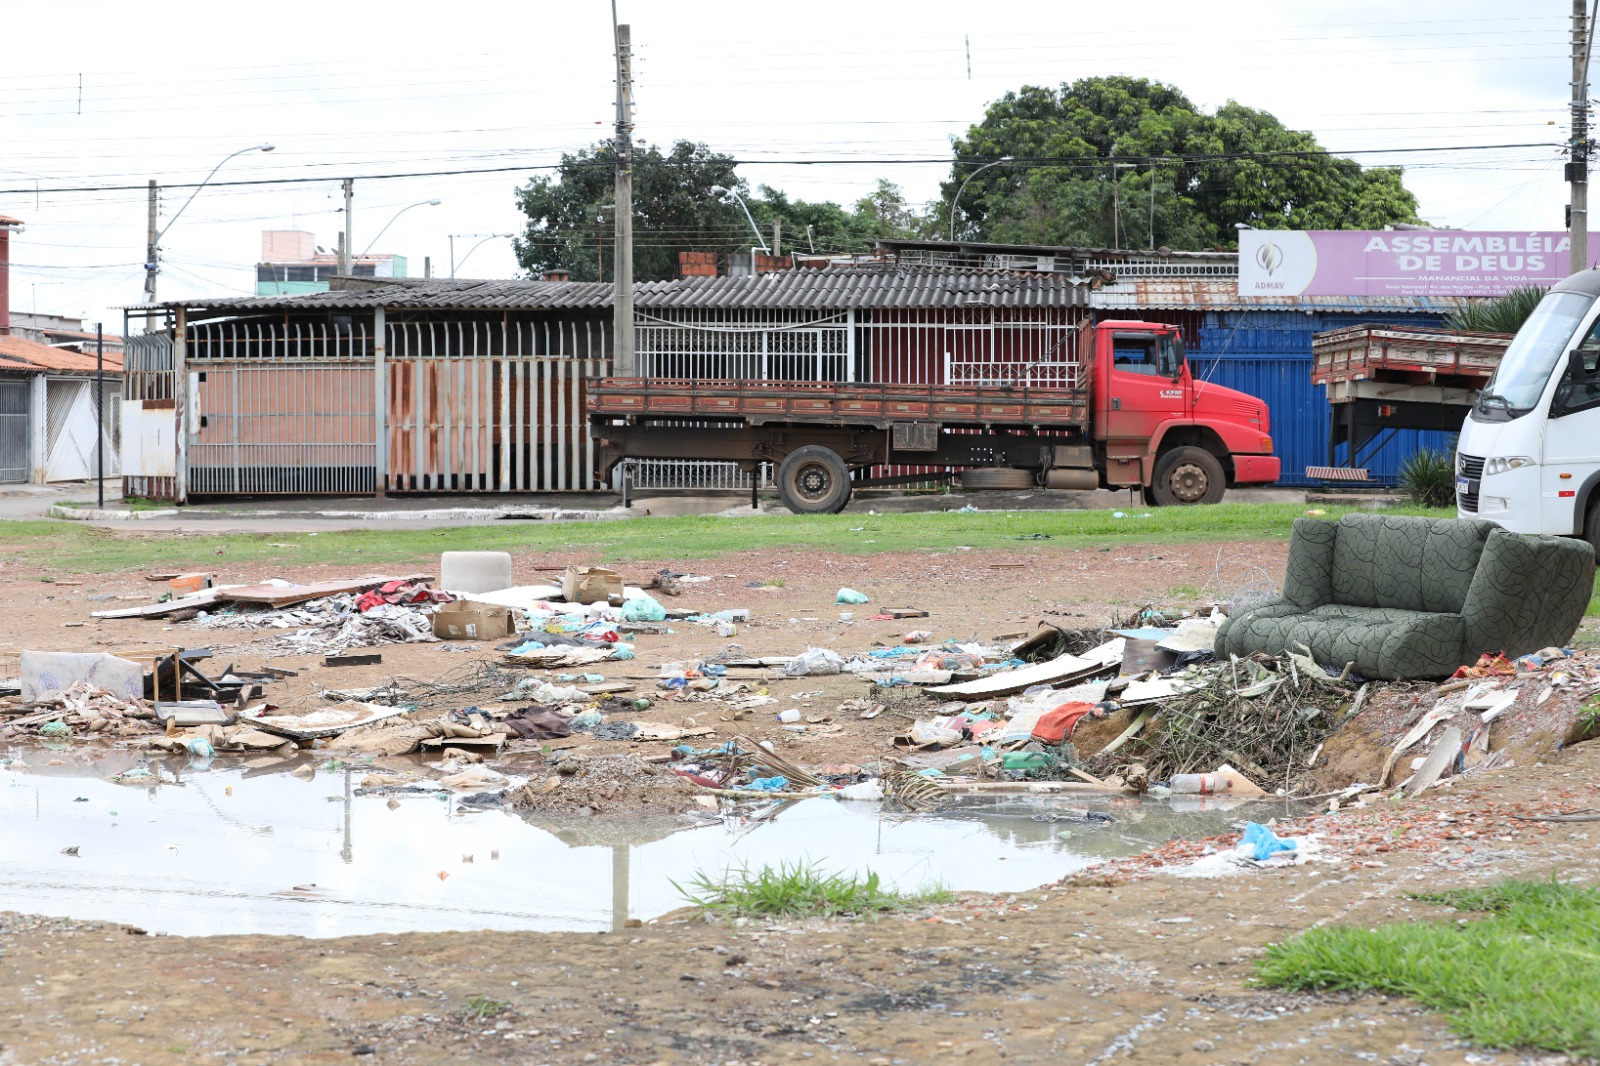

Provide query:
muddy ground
left=3, top=534, right=1599, bottom=1065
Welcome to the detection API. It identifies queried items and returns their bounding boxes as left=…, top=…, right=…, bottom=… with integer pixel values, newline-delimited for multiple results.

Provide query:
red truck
left=589, top=319, right=1280, bottom=514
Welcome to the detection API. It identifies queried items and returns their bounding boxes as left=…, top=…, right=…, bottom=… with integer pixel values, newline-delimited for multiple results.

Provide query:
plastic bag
left=622, top=595, right=667, bottom=622
left=909, top=719, right=962, bottom=748
left=835, top=588, right=870, bottom=605
left=783, top=647, right=845, bottom=677
left=1238, top=821, right=1298, bottom=861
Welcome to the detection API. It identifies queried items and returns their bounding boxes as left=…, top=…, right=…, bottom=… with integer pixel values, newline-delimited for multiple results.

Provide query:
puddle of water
left=1, top=754, right=1290, bottom=938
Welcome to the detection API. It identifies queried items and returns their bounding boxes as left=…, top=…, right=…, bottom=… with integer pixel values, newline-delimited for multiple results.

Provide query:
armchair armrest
left=1281, top=518, right=1338, bottom=609
left=1461, top=530, right=1596, bottom=658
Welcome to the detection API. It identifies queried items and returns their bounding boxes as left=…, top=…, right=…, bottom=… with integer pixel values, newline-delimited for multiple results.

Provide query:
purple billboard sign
left=1236, top=230, right=1574, bottom=298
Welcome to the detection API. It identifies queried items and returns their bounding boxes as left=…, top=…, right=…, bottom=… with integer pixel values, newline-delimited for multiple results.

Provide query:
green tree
left=512, top=140, right=746, bottom=282
left=747, top=180, right=935, bottom=257
left=947, top=76, right=1420, bottom=249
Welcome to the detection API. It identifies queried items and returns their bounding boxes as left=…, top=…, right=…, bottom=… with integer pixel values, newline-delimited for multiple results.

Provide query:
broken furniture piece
left=1216, top=514, right=1595, bottom=680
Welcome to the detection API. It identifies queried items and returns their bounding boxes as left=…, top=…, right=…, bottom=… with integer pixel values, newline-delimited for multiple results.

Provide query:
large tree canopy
left=514, top=141, right=935, bottom=280
left=946, top=76, right=1421, bottom=249
left=513, top=140, right=744, bottom=282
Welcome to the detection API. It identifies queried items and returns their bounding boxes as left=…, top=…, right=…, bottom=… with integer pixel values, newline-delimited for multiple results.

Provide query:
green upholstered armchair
left=1214, top=514, right=1595, bottom=680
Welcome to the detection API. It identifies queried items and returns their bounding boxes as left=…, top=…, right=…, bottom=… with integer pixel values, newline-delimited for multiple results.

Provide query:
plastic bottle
left=1168, top=773, right=1233, bottom=794
left=776, top=709, right=802, bottom=723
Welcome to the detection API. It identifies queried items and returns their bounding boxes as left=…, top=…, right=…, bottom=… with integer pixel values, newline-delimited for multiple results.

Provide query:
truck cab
left=1092, top=320, right=1279, bottom=504
left=1456, top=270, right=1600, bottom=555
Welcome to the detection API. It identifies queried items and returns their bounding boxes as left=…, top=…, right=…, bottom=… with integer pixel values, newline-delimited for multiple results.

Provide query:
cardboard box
left=562, top=565, right=624, bottom=604
left=432, top=601, right=516, bottom=641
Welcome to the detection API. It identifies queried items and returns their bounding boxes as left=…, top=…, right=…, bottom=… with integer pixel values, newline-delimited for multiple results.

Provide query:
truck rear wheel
left=776, top=446, right=852, bottom=515
left=1150, top=447, right=1225, bottom=506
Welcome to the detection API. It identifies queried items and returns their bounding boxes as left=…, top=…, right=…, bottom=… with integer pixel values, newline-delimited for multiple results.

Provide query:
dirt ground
left=4, top=534, right=1599, bottom=1065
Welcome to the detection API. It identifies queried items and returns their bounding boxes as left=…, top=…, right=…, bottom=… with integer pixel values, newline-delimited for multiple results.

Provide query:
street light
left=359, top=199, right=442, bottom=259
left=948, top=156, right=1014, bottom=242
left=144, top=143, right=274, bottom=304
left=448, top=232, right=512, bottom=279
left=710, top=185, right=769, bottom=253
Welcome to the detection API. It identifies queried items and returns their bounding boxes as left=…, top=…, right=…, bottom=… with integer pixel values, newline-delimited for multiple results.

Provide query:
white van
left=1456, top=270, right=1600, bottom=556
left=1465, top=270, right=1600, bottom=550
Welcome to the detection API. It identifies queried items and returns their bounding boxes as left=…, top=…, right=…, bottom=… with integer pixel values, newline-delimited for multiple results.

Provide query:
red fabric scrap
left=1451, top=652, right=1516, bottom=679
left=1032, top=701, right=1101, bottom=743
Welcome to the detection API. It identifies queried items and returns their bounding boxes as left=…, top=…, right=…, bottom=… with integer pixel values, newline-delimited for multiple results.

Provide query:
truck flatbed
left=588, top=377, right=1090, bottom=429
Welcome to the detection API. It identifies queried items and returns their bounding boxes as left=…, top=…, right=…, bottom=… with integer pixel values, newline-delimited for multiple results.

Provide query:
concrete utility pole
left=341, top=178, right=354, bottom=276
left=612, top=17, right=636, bottom=377
left=144, top=180, right=158, bottom=304
left=773, top=218, right=782, bottom=258
left=1573, top=0, right=1594, bottom=270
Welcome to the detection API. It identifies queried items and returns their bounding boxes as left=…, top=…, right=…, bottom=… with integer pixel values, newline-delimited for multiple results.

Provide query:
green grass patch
left=1257, top=879, right=1600, bottom=1056
left=0, top=501, right=1452, bottom=575
left=460, top=994, right=508, bottom=1020
left=675, top=861, right=951, bottom=920
left=57, top=497, right=170, bottom=512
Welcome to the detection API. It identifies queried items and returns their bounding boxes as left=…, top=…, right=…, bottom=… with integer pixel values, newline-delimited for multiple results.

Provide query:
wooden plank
left=227, top=573, right=431, bottom=609
left=928, top=640, right=1124, bottom=698
left=324, top=653, right=383, bottom=667
left=91, top=587, right=228, bottom=619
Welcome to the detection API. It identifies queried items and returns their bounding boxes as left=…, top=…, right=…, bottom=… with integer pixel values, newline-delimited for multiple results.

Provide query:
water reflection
left=0, top=751, right=1293, bottom=939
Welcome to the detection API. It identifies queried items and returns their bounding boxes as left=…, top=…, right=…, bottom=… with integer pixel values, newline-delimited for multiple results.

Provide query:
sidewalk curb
left=47, top=503, right=635, bottom=523
left=49, top=504, right=181, bottom=521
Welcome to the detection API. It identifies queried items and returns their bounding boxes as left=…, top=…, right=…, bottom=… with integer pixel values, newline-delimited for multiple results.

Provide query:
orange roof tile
left=0, top=335, right=123, bottom=373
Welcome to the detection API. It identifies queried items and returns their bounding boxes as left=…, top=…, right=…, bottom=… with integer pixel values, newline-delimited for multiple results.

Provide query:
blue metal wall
left=1191, top=310, right=1462, bottom=487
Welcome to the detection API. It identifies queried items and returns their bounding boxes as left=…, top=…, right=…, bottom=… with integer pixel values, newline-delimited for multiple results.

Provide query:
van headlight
left=1483, top=456, right=1534, bottom=475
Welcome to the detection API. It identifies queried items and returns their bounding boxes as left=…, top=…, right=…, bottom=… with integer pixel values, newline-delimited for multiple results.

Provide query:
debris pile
left=509, top=753, right=704, bottom=815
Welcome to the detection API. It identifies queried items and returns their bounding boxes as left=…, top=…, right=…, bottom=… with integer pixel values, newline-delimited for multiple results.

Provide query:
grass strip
left=1257, top=879, right=1600, bottom=1055
left=674, top=861, right=951, bottom=920
left=0, top=502, right=1455, bottom=575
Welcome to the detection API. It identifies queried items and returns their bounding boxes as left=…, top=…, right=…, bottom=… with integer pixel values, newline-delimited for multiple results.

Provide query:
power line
left=0, top=141, right=1563, bottom=199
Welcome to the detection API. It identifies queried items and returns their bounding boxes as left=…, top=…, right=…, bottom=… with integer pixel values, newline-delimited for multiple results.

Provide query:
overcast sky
left=0, top=1, right=1579, bottom=330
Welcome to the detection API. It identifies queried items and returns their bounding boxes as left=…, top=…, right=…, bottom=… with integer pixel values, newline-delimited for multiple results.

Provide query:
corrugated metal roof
left=0, top=335, right=124, bottom=373
left=635, top=268, right=1086, bottom=309
left=158, top=267, right=1088, bottom=318
left=1090, top=277, right=1472, bottom=313
left=167, top=278, right=615, bottom=315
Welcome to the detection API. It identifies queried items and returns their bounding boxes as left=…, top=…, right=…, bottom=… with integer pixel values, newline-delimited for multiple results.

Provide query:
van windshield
left=1477, top=291, right=1594, bottom=416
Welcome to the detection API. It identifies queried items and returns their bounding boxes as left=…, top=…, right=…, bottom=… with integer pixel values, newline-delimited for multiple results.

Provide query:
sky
left=0, top=0, right=1582, bottom=332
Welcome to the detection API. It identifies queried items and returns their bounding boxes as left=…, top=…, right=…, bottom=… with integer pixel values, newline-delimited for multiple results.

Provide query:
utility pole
left=1573, top=0, right=1593, bottom=271
left=144, top=180, right=158, bottom=305
left=773, top=218, right=782, bottom=258
left=612, top=18, right=636, bottom=377
left=341, top=178, right=354, bottom=276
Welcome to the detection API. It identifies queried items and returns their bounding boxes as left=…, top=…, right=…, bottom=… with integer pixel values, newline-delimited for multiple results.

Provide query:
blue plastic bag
left=1239, top=822, right=1297, bottom=861
left=836, top=588, right=869, bottom=605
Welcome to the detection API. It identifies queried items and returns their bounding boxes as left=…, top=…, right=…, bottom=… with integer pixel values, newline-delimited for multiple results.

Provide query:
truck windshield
left=1477, top=290, right=1595, bottom=416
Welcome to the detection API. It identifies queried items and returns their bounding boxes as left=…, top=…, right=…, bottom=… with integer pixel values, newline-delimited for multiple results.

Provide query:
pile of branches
left=1099, top=653, right=1364, bottom=793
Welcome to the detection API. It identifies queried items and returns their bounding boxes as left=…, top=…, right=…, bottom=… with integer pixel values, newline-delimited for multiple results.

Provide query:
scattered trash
left=835, top=588, right=870, bottom=605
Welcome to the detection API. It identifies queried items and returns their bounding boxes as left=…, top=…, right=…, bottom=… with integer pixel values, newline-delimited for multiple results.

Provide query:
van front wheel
left=1150, top=447, right=1225, bottom=506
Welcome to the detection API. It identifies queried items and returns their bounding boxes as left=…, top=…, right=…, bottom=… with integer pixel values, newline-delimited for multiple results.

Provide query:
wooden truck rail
left=1309, top=323, right=1512, bottom=486
left=1311, top=324, right=1511, bottom=390
left=587, top=376, right=1091, bottom=428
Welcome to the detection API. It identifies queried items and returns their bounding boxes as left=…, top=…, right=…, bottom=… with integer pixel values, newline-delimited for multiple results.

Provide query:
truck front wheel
left=777, top=446, right=852, bottom=515
left=1150, top=447, right=1225, bottom=506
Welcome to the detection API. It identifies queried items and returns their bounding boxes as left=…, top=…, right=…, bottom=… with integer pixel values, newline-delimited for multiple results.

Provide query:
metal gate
left=45, top=379, right=122, bottom=482
left=188, top=364, right=376, bottom=494
left=0, top=380, right=29, bottom=483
